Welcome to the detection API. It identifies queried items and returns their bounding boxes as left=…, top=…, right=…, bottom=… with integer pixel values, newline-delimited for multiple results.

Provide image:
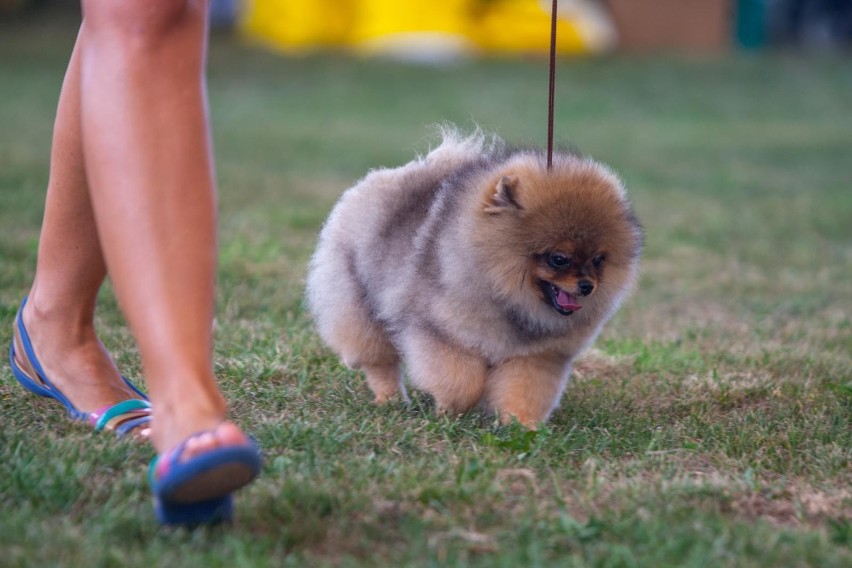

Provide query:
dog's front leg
left=483, top=352, right=572, bottom=428
left=398, top=327, right=487, bottom=417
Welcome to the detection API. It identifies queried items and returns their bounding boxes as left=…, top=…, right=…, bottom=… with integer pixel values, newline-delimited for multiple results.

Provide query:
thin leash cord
left=547, top=0, right=557, bottom=170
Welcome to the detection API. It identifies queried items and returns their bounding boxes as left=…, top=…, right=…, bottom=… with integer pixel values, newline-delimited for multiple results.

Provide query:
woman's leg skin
left=76, top=0, right=244, bottom=453
left=23, top=0, right=248, bottom=456
left=22, top=29, right=144, bottom=420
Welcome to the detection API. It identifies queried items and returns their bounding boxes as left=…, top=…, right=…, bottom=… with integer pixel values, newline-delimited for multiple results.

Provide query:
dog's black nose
left=578, top=280, right=595, bottom=296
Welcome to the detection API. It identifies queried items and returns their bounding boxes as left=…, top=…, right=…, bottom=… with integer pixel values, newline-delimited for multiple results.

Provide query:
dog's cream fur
left=306, top=127, right=643, bottom=427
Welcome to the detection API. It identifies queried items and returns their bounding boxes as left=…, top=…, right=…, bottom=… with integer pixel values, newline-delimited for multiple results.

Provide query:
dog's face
left=533, top=246, right=606, bottom=316
left=473, top=154, right=643, bottom=321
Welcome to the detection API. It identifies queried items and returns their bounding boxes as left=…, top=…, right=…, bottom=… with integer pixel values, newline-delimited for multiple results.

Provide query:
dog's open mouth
left=540, top=281, right=582, bottom=315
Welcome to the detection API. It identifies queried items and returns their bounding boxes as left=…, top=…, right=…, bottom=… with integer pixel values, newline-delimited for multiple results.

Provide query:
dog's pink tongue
left=556, top=289, right=582, bottom=312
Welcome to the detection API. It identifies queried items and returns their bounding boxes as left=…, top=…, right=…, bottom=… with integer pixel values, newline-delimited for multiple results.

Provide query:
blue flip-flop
left=9, top=296, right=152, bottom=437
left=149, top=431, right=262, bottom=525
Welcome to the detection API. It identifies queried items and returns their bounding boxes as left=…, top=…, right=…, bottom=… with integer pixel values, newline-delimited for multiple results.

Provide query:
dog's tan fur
left=306, top=127, right=643, bottom=427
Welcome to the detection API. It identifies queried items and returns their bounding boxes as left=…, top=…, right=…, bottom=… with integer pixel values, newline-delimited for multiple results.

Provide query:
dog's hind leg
left=307, top=246, right=403, bottom=403
left=328, top=318, right=403, bottom=404
left=362, top=361, right=405, bottom=403
left=332, top=328, right=403, bottom=403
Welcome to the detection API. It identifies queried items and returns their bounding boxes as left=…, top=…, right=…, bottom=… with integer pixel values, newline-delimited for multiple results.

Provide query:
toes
left=179, top=422, right=248, bottom=463
left=215, top=422, right=248, bottom=446
left=184, top=431, right=216, bottom=459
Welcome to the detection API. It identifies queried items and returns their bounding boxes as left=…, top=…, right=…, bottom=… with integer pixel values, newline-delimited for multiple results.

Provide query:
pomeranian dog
left=306, top=127, right=643, bottom=427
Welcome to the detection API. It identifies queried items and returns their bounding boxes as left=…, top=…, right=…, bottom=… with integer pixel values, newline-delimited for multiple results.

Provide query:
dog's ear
left=484, top=175, right=523, bottom=214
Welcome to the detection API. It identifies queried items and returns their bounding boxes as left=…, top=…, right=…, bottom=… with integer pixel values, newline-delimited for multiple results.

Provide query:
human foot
left=10, top=297, right=151, bottom=437
left=150, top=421, right=262, bottom=525
left=153, top=422, right=253, bottom=473
left=18, top=296, right=145, bottom=411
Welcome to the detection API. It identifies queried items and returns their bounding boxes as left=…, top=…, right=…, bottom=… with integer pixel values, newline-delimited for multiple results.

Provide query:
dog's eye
left=592, top=254, right=606, bottom=268
left=547, top=253, right=571, bottom=269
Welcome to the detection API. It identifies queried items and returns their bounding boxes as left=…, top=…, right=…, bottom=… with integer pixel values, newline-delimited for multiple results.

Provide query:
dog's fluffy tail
left=421, top=123, right=504, bottom=169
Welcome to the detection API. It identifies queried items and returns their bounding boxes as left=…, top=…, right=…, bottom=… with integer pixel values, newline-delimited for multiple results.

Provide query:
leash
left=547, top=0, right=557, bottom=170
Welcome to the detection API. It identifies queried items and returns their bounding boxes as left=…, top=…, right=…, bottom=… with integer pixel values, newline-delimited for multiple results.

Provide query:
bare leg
left=20, top=0, right=247, bottom=456
left=21, top=30, right=144, bottom=421
left=76, top=0, right=242, bottom=453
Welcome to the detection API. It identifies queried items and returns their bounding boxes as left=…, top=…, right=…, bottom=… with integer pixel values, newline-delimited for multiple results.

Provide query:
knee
left=82, top=0, right=202, bottom=46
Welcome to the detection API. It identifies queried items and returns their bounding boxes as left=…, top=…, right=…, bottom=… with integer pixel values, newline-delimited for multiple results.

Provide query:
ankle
left=148, top=366, right=226, bottom=420
left=150, top=395, right=230, bottom=453
left=24, top=292, right=97, bottom=343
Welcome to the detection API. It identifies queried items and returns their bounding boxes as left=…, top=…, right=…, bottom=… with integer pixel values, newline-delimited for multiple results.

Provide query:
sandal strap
left=13, top=300, right=86, bottom=419
left=93, top=399, right=152, bottom=432
left=153, top=426, right=254, bottom=481
left=115, top=415, right=152, bottom=437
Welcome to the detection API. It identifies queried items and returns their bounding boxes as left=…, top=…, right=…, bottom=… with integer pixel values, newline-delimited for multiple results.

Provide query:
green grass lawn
left=1, top=17, right=850, bottom=567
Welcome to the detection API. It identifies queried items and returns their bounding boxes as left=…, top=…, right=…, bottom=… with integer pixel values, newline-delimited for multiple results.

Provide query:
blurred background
left=0, top=5, right=849, bottom=564
left=2, top=0, right=851, bottom=57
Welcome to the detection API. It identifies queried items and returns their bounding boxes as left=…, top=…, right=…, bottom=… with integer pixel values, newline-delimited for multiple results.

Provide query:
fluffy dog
left=306, top=127, right=643, bottom=427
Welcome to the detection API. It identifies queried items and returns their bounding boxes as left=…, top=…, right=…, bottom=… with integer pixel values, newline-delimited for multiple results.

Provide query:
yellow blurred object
left=474, top=0, right=588, bottom=54
left=240, top=0, right=606, bottom=56
left=350, top=0, right=476, bottom=59
left=352, top=0, right=473, bottom=42
left=240, top=0, right=354, bottom=52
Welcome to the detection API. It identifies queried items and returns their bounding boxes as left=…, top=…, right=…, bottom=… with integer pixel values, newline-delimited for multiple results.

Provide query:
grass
left=1, top=16, right=851, bottom=567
